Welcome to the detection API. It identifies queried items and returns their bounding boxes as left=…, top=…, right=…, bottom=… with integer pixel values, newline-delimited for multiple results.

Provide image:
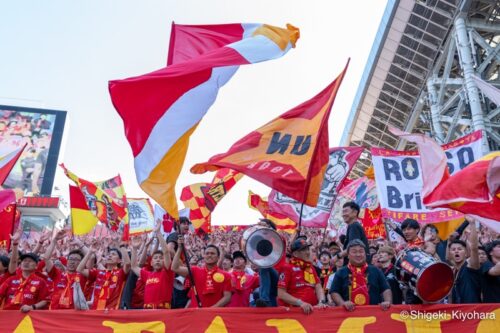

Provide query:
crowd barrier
left=0, top=304, right=498, bottom=332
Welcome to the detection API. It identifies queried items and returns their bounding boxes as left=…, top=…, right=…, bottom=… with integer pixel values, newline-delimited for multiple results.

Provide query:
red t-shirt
left=0, top=273, right=51, bottom=310
left=188, top=266, right=231, bottom=308
left=48, top=267, right=88, bottom=310
left=278, top=261, right=320, bottom=306
left=228, top=270, right=259, bottom=307
left=88, top=268, right=127, bottom=310
left=141, top=267, right=174, bottom=309
left=0, top=271, right=13, bottom=287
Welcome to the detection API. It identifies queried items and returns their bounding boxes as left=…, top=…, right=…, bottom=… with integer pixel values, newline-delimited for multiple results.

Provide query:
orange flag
left=192, top=61, right=349, bottom=207
left=69, top=185, right=99, bottom=235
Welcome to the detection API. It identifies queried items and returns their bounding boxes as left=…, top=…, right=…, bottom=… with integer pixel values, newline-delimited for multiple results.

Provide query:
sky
left=0, top=0, right=387, bottom=226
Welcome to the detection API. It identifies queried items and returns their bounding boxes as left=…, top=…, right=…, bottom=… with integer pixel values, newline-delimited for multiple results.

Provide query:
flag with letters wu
left=191, top=62, right=349, bottom=207
left=109, top=23, right=299, bottom=219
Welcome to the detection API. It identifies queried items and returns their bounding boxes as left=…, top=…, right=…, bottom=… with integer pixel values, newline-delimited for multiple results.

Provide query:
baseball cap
left=20, top=252, right=40, bottom=263
left=291, top=238, right=312, bottom=252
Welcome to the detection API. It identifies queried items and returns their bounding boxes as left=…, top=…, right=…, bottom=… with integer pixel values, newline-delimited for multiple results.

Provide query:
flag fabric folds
left=268, top=146, right=363, bottom=228
left=181, top=168, right=242, bottom=232
left=248, top=191, right=297, bottom=232
left=0, top=199, right=17, bottom=250
left=192, top=62, right=349, bottom=208
left=391, top=127, right=500, bottom=232
left=109, top=23, right=299, bottom=219
left=60, top=164, right=127, bottom=232
left=69, top=185, right=99, bottom=235
left=0, top=144, right=27, bottom=185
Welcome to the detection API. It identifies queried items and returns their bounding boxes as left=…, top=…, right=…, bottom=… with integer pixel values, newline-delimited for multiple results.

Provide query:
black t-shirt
left=343, top=222, right=369, bottom=250
left=330, top=265, right=390, bottom=305
left=452, top=264, right=481, bottom=304
left=480, top=261, right=500, bottom=303
left=382, top=264, right=403, bottom=305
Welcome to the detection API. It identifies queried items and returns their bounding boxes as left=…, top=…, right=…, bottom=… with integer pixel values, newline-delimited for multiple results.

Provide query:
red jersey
left=0, top=273, right=51, bottom=310
left=48, top=267, right=88, bottom=310
left=88, top=268, right=127, bottom=310
left=228, top=270, right=259, bottom=307
left=278, top=259, right=320, bottom=306
left=188, top=266, right=231, bottom=308
left=141, top=267, right=174, bottom=309
left=0, top=271, right=13, bottom=287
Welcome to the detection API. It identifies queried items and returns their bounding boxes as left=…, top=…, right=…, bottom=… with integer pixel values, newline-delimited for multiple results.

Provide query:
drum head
left=244, top=228, right=284, bottom=268
left=415, top=262, right=454, bottom=303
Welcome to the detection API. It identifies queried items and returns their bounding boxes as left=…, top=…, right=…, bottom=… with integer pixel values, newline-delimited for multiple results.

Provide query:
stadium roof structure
left=342, top=0, right=500, bottom=177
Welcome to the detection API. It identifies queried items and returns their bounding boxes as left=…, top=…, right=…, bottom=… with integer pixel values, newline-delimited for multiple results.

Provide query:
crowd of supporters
left=0, top=201, right=498, bottom=313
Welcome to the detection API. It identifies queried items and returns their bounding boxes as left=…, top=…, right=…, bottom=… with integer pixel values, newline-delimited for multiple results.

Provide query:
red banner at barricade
left=0, top=305, right=498, bottom=332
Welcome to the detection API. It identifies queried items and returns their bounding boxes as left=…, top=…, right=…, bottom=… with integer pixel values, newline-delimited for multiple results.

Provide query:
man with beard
left=331, top=240, right=391, bottom=311
left=172, top=237, right=231, bottom=308
left=278, top=238, right=326, bottom=314
left=228, top=251, right=259, bottom=307
left=448, top=217, right=481, bottom=303
left=77, top=239, right=130, bottom=310
left=130, top=222, right=174, bottom=309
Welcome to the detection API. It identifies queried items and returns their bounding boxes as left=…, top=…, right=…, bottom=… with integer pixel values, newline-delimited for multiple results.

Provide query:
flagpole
left=176, top=221, right=202, bottom=308
left=297, top=202, right=305, bottom=236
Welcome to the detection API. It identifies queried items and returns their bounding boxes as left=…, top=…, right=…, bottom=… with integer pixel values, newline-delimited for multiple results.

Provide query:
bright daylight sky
left=0, top=0, right=387, bottom=226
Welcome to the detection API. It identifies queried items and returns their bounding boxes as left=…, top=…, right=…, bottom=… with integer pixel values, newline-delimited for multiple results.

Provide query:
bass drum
left=240, top=225, right=284, bottom=268
left=395, top=248, right=454, bottom=303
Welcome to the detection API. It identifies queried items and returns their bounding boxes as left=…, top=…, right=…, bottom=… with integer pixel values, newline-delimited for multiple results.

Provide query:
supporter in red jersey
left=77, top=239, right=130, bottom=310
left=172, top=236, right=231, bottom=308
left=0, top=255, right=12, bottom=286
left=278, top=238, right=327, bottom=314
left=130, top=222, right=174, bottom=309
left=228, top=251, right=259, bottom=307
left=0, top=245, right=51, bottom=312
left=41, top=230, right=88, bottom=310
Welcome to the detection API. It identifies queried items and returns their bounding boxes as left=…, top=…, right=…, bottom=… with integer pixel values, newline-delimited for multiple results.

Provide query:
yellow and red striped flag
left=69, top=185, right=98, bottom=235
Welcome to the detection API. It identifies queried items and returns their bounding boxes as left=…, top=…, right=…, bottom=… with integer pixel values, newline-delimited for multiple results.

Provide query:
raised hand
left=131, top=236, right=142, bottom=249
left=10, top=228, right=23, bottom=244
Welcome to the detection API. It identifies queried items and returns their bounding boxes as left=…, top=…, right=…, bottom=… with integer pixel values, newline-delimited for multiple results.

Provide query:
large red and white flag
left=192, top=62, right=350, bottom=208
left=109, top=23, right=299, bottom=219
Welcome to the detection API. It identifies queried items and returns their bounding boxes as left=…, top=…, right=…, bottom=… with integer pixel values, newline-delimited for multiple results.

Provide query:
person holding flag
left=76, top=237, right=130, bottom=310
left=172, top=236, right=231, bottom=308
left=130, top=222, right=174, bottom=309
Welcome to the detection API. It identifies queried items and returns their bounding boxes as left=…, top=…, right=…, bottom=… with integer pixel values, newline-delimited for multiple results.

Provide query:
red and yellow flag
left=248, top=191, right=297, bottom=233
left=192, top=62, right=349, bottom=208
left=181, top=168, right=242, bottom=232
left=60, top=164, right=128, bottom=233
left=69, top=185, right=99, bottom=235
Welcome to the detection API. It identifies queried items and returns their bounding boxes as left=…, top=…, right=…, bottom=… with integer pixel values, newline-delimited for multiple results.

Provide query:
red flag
left=192, top=62, right=349, bottom=207
left=69, top=185, right=99, bottom=235
left=0, top=144, right=27, bottom=185
left=391, top=127, right=500, bottom=232
left=360, top=205, right=386, bottom=239
left=0, top=203, right=17, bottom=250
left=181, top=168, right=242, bottom=232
